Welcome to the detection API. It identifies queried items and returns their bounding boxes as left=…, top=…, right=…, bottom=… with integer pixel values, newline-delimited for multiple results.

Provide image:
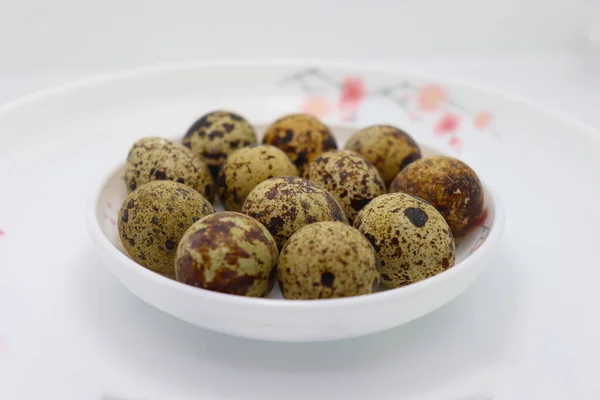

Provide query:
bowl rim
left=87, top=152, right=505, bottom=310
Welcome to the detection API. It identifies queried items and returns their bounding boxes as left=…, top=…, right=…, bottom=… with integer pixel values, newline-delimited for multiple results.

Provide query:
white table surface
left=1, top=55, right=599, bottom=399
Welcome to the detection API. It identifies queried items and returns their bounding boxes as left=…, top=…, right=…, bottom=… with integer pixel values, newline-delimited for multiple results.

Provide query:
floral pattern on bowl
left=279, top=68, right=500, bottom=153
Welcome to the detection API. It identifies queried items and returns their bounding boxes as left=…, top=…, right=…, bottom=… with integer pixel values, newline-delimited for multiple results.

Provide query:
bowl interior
left=96, top=124, right=496, bottom=299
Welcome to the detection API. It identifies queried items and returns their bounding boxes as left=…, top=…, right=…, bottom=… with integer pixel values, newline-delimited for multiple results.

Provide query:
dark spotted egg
left=125, top=137, right=214, bottom=202
left=390, top=156, right=484, bottom=240
left=303, top=150, right=386, bottom=223
left=183, top=110, right=257, bottom=178
left=118, top=181, right=214, bottom=279
left=354, top=193, right=456, bottom=289
left=344, top=124, right=421, bottom=186
left=241, top=176, right=348, bottom=250
left=175, top=212, right=278, bottom=298
left=262, top=113, right=338, bottom=173
left=278, top=221, right=379, bottom=299
left=218, top=144, right=298, bottom=212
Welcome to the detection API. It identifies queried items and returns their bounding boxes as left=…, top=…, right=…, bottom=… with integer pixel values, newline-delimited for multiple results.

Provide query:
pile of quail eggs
left=118, top=111, right=484, bottom=300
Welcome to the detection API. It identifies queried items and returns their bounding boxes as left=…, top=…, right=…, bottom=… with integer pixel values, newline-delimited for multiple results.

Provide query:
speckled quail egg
left=175, top=212, right=278, bottom=297
left=344, top=125, right=422, bottom=186
left=241, top=176, right=348, bottom=250
left=354, top=193, right=456, bottom=289
left=182, top=110, right=257, bottom=177
left=118, top=181, right=215, bottom=279
left=390, top=156, right=484, bottom=240
left=262, top=113, right=338, bottom=173
left=217, top=144, right=299, bottom=212
left=125, top=137, right=214, bottom=202
left=278, top=221, right=379, bottom=299
left=303, top=150, right=386, bottom=223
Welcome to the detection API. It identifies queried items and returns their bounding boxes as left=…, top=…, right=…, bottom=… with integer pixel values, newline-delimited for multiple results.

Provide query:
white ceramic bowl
left=87, top=125, right=504, bottom=342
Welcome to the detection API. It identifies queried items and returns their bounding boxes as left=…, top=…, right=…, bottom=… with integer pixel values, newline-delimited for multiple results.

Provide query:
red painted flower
left=474, top=208, right=489, bottom=228
left=339, top=77, right=366, bottom=121
left=474, top=111, right=493, bottom=130
left=435, top=113, right=460, bottom=135
left=418, top=84, right=447, bottom=112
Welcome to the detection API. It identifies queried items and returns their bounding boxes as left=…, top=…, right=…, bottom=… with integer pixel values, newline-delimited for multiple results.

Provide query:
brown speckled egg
left=262, top=113, right=337, bottom=173
left=217, top=145, right=299, bottom=212
left=278, top=221, right=379, bottom=299
left=125, top=137, right=214, bottom=202
left=390, top=156, right=484, bottom=240
left=118, top=181, right=214, bottom=279
left=183, top=110, right=258, bottom=177
left=354, top=193, right=455, bottom=289
left=303, top=150, right=386, bottom=223
left=241, top=176, right=348, bottom=250
left=344, top=125, right=421, bottom=186
left=175, top=212, right=278, bottom=297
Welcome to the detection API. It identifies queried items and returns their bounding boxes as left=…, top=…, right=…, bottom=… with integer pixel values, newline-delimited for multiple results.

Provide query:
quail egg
left=262, top=113, right=338, bottom=173
left=390, top=155, right=484, bottom=240
left=118, top=181, right=214, bottom=278
left=344, top=125, right=421, bottom=186
left=241, top=176, right=348, bottom=250
left=175, top=212, right=278, bottom=297
left=278, top=221, right=379, bottom=299
left=218, top=144, right=299, bottom=212
left=183, top=110, right=258, bottom=177
left=354, top=193, right=456, bottom=289
left=125, top=137, right=214, bottom=202
left=303, top=150, right=386, bottom=223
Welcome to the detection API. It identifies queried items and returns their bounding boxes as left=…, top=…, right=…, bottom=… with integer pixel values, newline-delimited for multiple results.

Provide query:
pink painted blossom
left=339, top=77, right=366, bottom=121
left=448, top=135, right=463, bottom=152
left=418, top=84, right=447, bottom=112
left=340, top=77, right=366, bottom=104
left=435, top=113, right=460, bottom=135
left=0, top=230, right=5, bottom=236
left=473, top=111, right=493, bottom=130
left=301, top=96, right=331, bottom=118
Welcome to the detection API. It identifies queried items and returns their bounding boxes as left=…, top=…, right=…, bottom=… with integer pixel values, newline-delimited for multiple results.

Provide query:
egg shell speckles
left=175, top=212, right=278, bottom=298
left=262, top=113, right=338, bottom=173
left=303, top=150, right=386, bottom=224
left=344, top=125, right=422, bottom=186
left=241, top=176, right=348, bottom=250
left=279, top=222, right=379, bottom=300
left=390, top=156, right=484, bottom=240
left=217, top=144, right=299, bottom=212
left=354, top=193, right=456, bottom=289
left=125, top=137, right=215, bottom=202
left=118, top=181, right=215, bottom=279
left=183, top=110, right=258, bottom=177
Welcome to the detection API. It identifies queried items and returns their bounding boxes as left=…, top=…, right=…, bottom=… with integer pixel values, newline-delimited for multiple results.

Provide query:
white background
left=0, top=0, right=599, bottom=127
left=0, top=0, right=591, bottom=72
